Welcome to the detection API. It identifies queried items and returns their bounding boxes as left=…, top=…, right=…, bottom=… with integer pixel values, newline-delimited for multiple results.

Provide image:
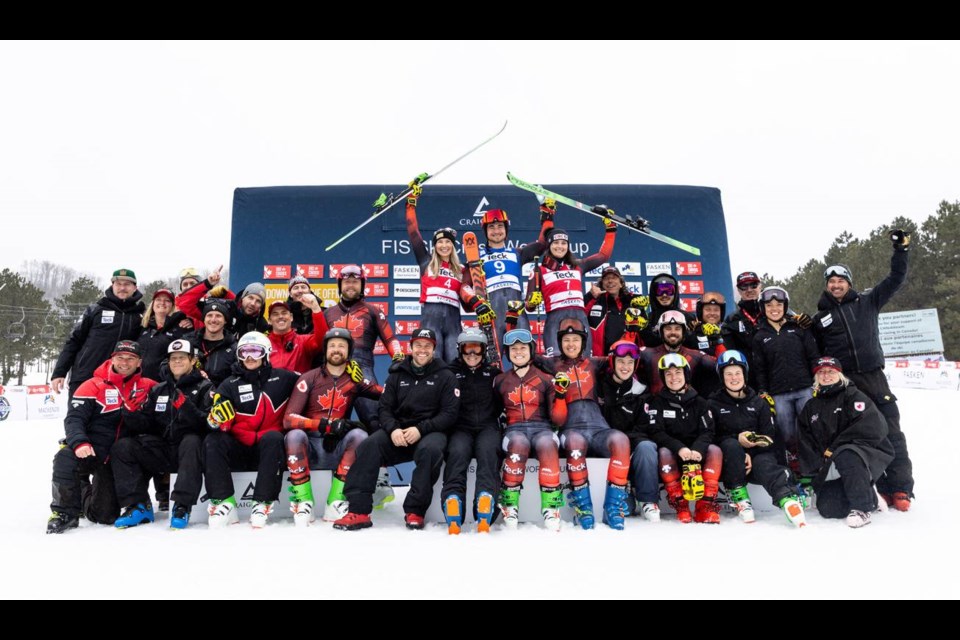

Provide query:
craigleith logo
left=0, top=397, right=10, bottom=421
left=458, top=197, right=491, bottom=226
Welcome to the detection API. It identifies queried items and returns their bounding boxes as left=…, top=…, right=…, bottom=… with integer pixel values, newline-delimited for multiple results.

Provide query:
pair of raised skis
left=323, top=122, right=702, bottom=366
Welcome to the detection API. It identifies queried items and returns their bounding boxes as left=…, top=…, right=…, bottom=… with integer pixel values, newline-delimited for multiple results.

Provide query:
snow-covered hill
left=2, top=388, right=955, bottom=600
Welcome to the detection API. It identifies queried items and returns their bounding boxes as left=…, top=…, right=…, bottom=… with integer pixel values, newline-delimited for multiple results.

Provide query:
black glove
left=792, top=312, right=813, bottom=329
left=322, top=419, right=363, bottom=452
left=890, top=229, right=911, bottom=251
left=539, top=197, right=557, bottom=224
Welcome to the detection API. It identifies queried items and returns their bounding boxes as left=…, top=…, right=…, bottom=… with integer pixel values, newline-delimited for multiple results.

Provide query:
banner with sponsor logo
left=296, top=264, right=324, bottom=279
left=265, top=284, right=340, bottom=309
left=885, top=359, right=960, bottom=391
left=879, top=309, right=945, bottom=358
left=27, top=385, right=62, bottom=421
left=232, top=184, right=731, bottom=387
left=0, top=385, right=28, bottom=422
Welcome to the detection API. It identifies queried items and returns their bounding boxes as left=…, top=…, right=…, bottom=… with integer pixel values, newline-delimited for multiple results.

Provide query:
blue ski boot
left=602, top=483, right=629, bottom=530
left=170, top=503, right=191, bottom=530
left=475, top=491, right=495, bottom=533
left=444, top=495, right=464, bottom=535
left=567, top=484, right=595, bottom=530
left=115, top=503, right=155, bottom=529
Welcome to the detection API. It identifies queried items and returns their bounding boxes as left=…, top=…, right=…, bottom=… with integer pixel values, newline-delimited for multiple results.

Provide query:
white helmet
left=237, top=331, right=272, bottom=363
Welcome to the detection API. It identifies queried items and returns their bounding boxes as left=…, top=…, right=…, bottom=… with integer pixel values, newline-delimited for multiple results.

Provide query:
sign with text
left=296, top=264, right=324, bottom=279
left=263, top=265, right=291, bottom=280
left=879, top=309, right=944, bottom=357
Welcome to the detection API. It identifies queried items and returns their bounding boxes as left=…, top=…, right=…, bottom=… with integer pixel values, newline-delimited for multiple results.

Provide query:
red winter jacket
left=267, top=311, right=329, bottom=374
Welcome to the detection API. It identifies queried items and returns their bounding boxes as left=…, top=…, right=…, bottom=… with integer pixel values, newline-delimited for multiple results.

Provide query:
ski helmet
left=608, top=339, right=641, bottom=375
left=337, top=264, right=366, bottom=298
left=237, top=332, right=272, bottom=363
left=481, top=209, right=510, bottom=237
left=657, top=352, right=691, bottom=385
left=323, top=327, right=355, bottom=359
left=823, top=265, right=853, bottom=286
left=557, top=317, right=588, bottom=358
left=457, top=327, right=488, bottom=348
left=696, top=292, right=726, bottom=323
left=656, top=310, right=688, bottom=337
left=760, top=286, right=789, bottom=313
left=716, top=349, right=749, bottom=377
left=503, top=329, right=535, bottom=363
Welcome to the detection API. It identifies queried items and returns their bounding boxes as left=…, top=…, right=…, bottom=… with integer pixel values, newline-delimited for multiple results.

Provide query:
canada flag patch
left=854, top=402, right=865, bottom=412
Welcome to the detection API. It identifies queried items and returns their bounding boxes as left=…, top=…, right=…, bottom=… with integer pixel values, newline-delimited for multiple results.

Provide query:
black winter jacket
left=646, top=387, right=715, bottom=457
left=138, top=312, right=192, bottom=381
left=599, top=373, right=660, bottom=449
left=752, top=317, right=819, bottom=395
left=379, top=357, right=460, bottom=436
left=707, top=387, right=776, bottom=445
left=449, top=359, right=503, bottom=433
left=812, top=248, right=908, bottom=374
left=53, top=289, right=146, bottom=384
left=186, top=330, right=237, bottom=387
left=797, top=382, right=894, bottom=488
left=123, top=367, right=214, bottom=444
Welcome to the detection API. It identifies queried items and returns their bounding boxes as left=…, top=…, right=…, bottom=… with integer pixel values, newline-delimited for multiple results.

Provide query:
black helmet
left=557, top=317, right=588, bottom=358
left=323, top=327, right=355, bottom=359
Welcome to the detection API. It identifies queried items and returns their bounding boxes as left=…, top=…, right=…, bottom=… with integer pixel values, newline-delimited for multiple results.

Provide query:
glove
left=505, top=300, right=525, bottom=328
left=890, top=229, right=911, bottom=250
left=208, top=285, right=228, bottom=298
left=629, top=295, right=649, bottom=310
left=409, top=172, right=429, bottom=187
left=346, top=360, right=365, bottom=384
left=701, top=323, right=721, bottom=337
left=539, top=197, right=557, bottom=224
left=527, top=290, right=543, bottom=308
left=406, top=182, right=423, bottom=206
left=603, top=217, right=617, bottom=233
left=759, top=392, right=776, bottom=416
left=391, top=351, right=405, bottom=363
left=322, top=419, right=364, bottom=453
left=687, top=318, right=701, bottom=333
left=791, top=312, right=813, bottom=329
left=681, top=462, right=705, bottom=501
left=553, top=372, right=571, bottom=398
left=743, top=432, right=774, bottom=447
left=472, top=297, right=495, bottom=325
left=625, top=308, right=648, bottom=332
left=591, top=204, right=614, bottom=217
left=207, top=396, right=235, bottom=430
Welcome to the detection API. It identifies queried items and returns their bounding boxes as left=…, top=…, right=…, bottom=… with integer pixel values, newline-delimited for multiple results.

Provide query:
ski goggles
left=339, top=265, right=363, bottom=280
left=760, top=287, right=788, bottom=304
left=658, top=352, right=689, bottom=370
left=503, top=329, right=534, bottom=346
left=460, top=344, right=484, bottom=356
left=610, top=342, right=640, bottom=360
left=823, top=265, right=852, bottom=281
left=653, top=282, right=676, bottom=297
left=237, top=344, right=268, bottom=361
left=717, top=350, right=748, bottom=371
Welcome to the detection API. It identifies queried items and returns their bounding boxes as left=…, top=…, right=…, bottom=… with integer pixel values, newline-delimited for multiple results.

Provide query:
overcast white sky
left=2, top=41, right=958, bottom=286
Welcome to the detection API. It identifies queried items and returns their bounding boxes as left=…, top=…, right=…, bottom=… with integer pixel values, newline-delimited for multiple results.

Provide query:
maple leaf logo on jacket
left=507, top=384, right=538, bottom=407
left=318, top=388, right=348, bottom=415
left=333, top=315, right=365, bottom=340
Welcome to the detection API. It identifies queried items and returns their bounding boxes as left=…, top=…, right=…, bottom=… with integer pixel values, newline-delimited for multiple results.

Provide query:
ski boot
left=250, top=501, right=273, bottom=529
left=694, top=496, right=721, bottom=524
left=115, top=503, right=155, bottom=529
left=46, top=511, right=79, bottom=535
left=373, top=468, right=395, bottom=510
left=475, top=491, right=495, bottom=533
left=444, top=495, right=463, bottom=535
left=602, top=484, right=629, bottom=530
left=541, top=487, right=564, bottom=532
left=667, top=493, right=692, bottom=524
left=323, top=476, right=349, bottom=522
left=333, top=512, right=372, bottom=531
left=208, top=496, right=239, bottom=528
left=170, top=503, right=191, bottom=530
left=567, top=484, right=595, bottom=530
left=639, top=502, right=661, bottom=522
left=778, top=495, right=806, bottom=528
left=881, top=491, right=911, bottom=512
left=846, top=509, right=871, bottom=528
left=499, top=487, right=521, bottom=530
left=727, top=486, right=755, bottom=523
left=404, top=513, right=425, bottom=530
left=288, top=481, right=315, bottom=528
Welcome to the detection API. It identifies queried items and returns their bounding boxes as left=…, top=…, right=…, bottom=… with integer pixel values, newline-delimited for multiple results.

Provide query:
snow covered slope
left=2, top=388, right=955, bottom=600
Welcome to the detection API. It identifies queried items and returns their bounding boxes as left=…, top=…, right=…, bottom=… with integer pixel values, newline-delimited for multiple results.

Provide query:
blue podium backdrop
left=231, top=183, right=731, bottom=386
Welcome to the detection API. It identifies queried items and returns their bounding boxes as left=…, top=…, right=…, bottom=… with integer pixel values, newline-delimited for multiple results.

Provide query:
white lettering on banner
left=625, top=281, right=644, bottom=294
left=616, top=262, right=643, bottom=276
left=522, top=263, right=535, bottom=277
left=395, top=301, right=422, bottom=316
left=646, top=262, right=672, bottom=275
left=382, top=240, right=412, bottom=256
left=585, top=263, right=609, bottom=278
left=393, top=265, right=421, bottom=280
left=393, top=284, right=421, bottom=298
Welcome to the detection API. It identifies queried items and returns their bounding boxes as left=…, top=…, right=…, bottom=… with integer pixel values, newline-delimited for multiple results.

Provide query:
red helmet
left=481, top=209, right=510, bottom=236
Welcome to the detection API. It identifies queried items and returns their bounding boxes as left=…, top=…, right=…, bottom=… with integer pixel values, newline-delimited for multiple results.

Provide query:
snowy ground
left=2, top=387, right=956, bottom=600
